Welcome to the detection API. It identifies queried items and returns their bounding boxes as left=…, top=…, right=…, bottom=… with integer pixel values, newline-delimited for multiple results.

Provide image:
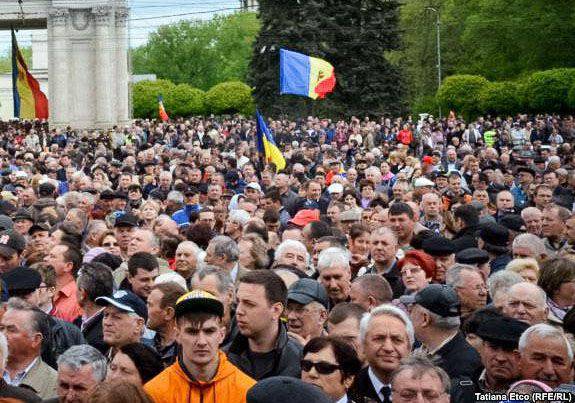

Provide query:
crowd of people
left=0, top=113, right=572, bottom=402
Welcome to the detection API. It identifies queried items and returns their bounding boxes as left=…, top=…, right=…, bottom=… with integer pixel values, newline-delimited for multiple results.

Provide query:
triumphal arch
left=0, top=0, right=130, bottom=129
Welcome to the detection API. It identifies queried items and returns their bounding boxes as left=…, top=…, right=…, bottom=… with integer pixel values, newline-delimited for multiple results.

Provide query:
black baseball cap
left=114, top=213, right=139, bottom=228
left=175, top=290, right=224, bottom=319
left=0, top=230, right=26, bottom=257
left=96, top=290, right=148, bottom=321
left=287, top=279, right=329, bottom=310
left=403, top=284, right=460, bottom=318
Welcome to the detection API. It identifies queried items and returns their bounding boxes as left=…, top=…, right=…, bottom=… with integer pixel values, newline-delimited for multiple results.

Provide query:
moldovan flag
left=158, top=95, right=169, bottom=122
left=12, top=29, right=49, bottom=120
left=256, top=110, right=286, bottom=172
left=280, top=49, right=336, bottom=99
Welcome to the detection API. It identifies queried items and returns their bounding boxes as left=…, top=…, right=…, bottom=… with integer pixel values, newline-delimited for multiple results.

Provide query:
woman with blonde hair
left=138, top=199, right=162, bottom=229
left=505, top=258, right=540, bottom=283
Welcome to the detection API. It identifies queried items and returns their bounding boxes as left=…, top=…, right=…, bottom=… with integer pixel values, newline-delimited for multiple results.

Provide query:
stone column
left=48, top=8, right=69, bottom=127
left=93, top=5, right=114, bottom=127
left=115, top=6, right=130, bottom=125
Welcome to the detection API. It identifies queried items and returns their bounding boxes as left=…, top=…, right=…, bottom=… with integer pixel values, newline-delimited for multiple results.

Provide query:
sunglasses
left=300, top=360, right=340, bottom=375
left=102, top=242, right=118, bottom=247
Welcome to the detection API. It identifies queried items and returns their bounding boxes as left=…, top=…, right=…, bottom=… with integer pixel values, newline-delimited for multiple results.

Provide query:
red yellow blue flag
left=12, top=29, right=49, bottom=120
left=280, top=49, right=336, bottom=100
left=158, top=95, right=169, bottom=122
left=256, top=110, right=286, bottom=172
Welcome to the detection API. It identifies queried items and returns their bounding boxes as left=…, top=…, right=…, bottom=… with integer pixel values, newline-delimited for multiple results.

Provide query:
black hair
left=454, top=204, right=480, bottom=227
left=303, top=336, right=362, bottom=380
left=388, top=202, right=415, bottom=220
left=127, top=252, right=159, bottom=277
left=239, top=270, right=287, bottom=306
left=117, top=343, right=163, bottom=383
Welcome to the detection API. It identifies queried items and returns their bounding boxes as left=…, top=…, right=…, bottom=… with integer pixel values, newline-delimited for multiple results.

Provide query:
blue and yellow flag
left=256, top=111, right=286, bottom=172
left=12, top=29, right=49, bottom=120
left=280, top=48, right=336, bottom=100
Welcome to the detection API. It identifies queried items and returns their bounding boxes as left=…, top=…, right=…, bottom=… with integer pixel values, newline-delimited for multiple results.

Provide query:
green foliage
left=568, top=82, right=575, bottom=110
left=0, top=47, right=32, bottom=73
left=523, top=69, right=575, bottom=113
left=164, top=84, right=205, bottom=117
left=436, top=75, right=489, bottom=119
left=132, top=79, right=176, bottom=119
left=398, top=0, right=575, bottom=110
left=205, top=81, right=254, bottom=116
left=410, top=95, right=441, bottom=117
left=131, top=12, right=260, bottom=91
left=250, top=0, right=406, bottom=118
left=478, top=82, right=523, bottom=116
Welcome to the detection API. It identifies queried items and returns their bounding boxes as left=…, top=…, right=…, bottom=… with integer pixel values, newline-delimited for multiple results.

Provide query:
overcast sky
left=0, top=0, right=242, bottom=55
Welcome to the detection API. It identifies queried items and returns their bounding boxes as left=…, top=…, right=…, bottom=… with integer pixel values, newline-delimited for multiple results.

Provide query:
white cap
left=154, top=272, right=188, bottom=292
left=414, top=177, right=435, bottom=188
left=245, top=182, right=262, bottom=193
left=328, top=183, right=344, bottom=194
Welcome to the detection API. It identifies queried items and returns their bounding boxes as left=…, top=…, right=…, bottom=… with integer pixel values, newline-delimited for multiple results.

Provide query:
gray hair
left=57, top=345, right=107, bottom=382
left=317, top=247, right=351, bottom=273
left=228, top=209, right=251, bottom=226
left=512, top=234, right=545, bottom=258
left=0, top=332, right=7, bottom=370
left=209, top=236, right=239, bottom=263
left=360, top=304, right=415, bottom=346
left=136, top=228, right=160, bottom=251
left=519, top=324, right=574, bottom=362
left=418, top=305, right=460, bottom=330
left=507, top=282, right=547, bottom=307
left=370, top=227, right=398, bottom=247
left=275, top=239, right=309, bottom=263
left=391, top=351, right=451, bottom=394
left=445, top=264, right=477, bottom=288
left=192, top=265, right=234, bottom=295
left=167, top=191, right=184, bottom=203
left=487, top=270, right=524, bottom=301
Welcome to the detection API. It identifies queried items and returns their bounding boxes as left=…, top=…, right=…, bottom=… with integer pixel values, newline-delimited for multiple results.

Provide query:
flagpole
left=11, top=27, right=19, bottom=119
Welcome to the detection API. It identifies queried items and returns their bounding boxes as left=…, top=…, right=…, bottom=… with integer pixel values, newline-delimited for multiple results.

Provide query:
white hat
left=154, top=272, right=188, bottom=292
left=414, top=177, right=435, bottom=188
left=327, top=183, right=344, bottom=194
left=245, top=182, right=262, bottom=193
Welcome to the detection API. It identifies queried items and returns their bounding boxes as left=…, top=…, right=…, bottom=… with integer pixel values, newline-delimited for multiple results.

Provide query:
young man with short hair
left=145, top=290, right=255, bottom=402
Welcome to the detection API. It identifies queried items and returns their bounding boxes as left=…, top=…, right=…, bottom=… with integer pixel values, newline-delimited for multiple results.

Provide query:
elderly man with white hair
left=519, top=323, right=574, bottom=389
left=502, top=282, right=548, bottom=326
left=349, top=304, right=414, bottom=403
left=273, top=239, right=309, bottom=274
left=512, top=233, right=546, bottom=260
left=317, top=247, right=352, bottom=305
left=224, top=209, right=251, bottom=242
left=521, top=207, right=543, bottom=236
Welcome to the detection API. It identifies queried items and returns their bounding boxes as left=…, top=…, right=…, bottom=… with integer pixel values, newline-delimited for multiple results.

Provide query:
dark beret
left=456, top=248, right=490, bottom=265
left=422, top=236, right=456, bottom=257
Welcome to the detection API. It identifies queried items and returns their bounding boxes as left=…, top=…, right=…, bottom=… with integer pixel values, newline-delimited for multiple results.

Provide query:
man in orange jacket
left=145, top=290, right=255, bottom=402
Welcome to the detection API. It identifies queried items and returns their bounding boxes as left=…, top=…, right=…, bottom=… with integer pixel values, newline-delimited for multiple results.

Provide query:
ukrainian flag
left=280, top=49, right=336, bottom=100
left=256, top=111, right=286, bottom=172
left=12, top=29, right=49, bottom=120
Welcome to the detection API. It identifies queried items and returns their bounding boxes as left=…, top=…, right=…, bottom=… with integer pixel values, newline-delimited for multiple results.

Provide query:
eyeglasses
left=392, top=388, right=446, bottom=402
left=300, top=359, right=340, bottom=375
left=102, top=242, right=118, bottom=247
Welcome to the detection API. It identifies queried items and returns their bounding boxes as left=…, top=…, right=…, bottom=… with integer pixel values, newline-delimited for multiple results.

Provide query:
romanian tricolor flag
left=256, top=111, right=286, bottom=172
left=280, top=49, right=336, bottom=100
left=12, top=29, right=49, bottom=120
left=158, top=95, right=169, bottom=122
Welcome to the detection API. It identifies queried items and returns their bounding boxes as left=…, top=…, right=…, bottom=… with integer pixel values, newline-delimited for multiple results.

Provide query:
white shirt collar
left=368, top=366, right=391, bottom=402
left=335, top=395, right=348, bottom=403
left=230, top=263, right=239, bottom=282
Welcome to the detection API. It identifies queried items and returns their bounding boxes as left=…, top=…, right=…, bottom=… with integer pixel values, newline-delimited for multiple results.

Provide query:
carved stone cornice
left=92, top=5, right=112, bottom=27
left=49, top=8, right=69, bottom=27
left=115, top=7, right=129, bottom=28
